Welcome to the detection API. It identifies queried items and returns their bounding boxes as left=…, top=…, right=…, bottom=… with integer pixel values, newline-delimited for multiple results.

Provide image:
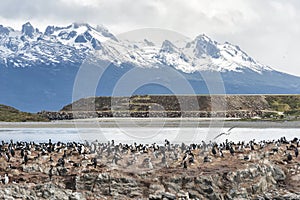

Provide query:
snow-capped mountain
left=0, top=22, right=271, bottom=72
left=0, top=22, right=115, bottom=67
left=1, top=22, right=300, bottom=112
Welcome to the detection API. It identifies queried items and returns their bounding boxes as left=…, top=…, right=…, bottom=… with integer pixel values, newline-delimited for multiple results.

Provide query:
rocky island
left=0, top=137, right=299, bottom=199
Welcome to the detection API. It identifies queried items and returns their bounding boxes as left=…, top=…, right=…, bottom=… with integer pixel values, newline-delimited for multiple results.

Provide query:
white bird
left=213, top=126, right=236, bottom=140
left=4, top=174, right=9, bottom=184
left=147, top=158, right=154, bottom=169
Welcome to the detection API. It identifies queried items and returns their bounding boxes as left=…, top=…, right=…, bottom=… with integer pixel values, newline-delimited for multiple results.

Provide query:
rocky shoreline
left=1, top=163, right=300, bottom=200
left=39, top=110, right=270, bottom=121
left=0, top=137, right=299, bottom=199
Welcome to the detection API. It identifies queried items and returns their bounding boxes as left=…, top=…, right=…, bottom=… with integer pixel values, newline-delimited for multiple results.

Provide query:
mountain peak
left=0, top=25, right=11, bottom=35
left=72, top=22, right=91, bottom=29
left=160, top=40, right=177, bottom=53
left=22, top=22, right=33, bottom=27
left=192, top=34, right=220, bottom=59
left=60, top=23, right=118, bottom=42
left=195, top=34, right=213, bottom=43
left=44, top=25, right=54, bottom=35
left=22, top=22, right=35, bottom=38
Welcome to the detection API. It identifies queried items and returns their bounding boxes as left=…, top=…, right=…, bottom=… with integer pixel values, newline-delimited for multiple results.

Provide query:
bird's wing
left=227, top=126, right=236, bottom=132
left=213, top=132, right=225, bottom=140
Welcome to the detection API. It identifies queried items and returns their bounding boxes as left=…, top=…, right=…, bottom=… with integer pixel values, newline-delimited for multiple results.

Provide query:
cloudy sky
left=1, top=0, right=299, bottom=76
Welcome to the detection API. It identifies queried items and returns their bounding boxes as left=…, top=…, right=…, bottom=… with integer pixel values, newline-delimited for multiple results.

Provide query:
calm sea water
left=0, top=127, right=299, bottom=144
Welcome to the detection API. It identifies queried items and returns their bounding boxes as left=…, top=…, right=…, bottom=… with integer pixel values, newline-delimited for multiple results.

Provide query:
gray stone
left=2, top=195, right=14, bottom=200
left=69, top=192, right=85, bottom=200
left=42, top=190, right=52, bottom=198
left=162, top=192, right=176, bottom=200
left=149, top=194, right=163, bottom=200
left=177, top=190, right=189, bottom=199
left=252, top=177, right=268, bottom=194
left=271, top=165, right=286, bottom=181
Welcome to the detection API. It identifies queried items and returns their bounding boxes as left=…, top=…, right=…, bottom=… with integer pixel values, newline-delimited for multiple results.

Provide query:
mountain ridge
left=1, top=22, right=300, bottom=112
left=0, top=22, right=273, bottom=73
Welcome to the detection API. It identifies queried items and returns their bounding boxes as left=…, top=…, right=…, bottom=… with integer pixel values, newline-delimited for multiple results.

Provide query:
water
left=0, top=127, right=299, bottom=144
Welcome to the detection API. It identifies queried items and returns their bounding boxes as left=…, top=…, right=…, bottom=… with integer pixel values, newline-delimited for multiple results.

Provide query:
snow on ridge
left=0, top=22, right=274, bottom=74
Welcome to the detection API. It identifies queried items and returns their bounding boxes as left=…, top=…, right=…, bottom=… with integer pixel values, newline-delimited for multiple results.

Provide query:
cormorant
left=295, top=147, right=299, bottom=158
left=287, top=153, right=293, bottom=161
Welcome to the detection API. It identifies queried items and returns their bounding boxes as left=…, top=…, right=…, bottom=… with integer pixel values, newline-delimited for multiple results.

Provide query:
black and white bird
left=49, top=166, right=53, bottom=181
left=5, top=152, right=10, bottom=162
left=219, top=150, right=224, bottom=158
left=213, top=127, right=236, bottom=140
left=183, top=160, right=188, bottom=169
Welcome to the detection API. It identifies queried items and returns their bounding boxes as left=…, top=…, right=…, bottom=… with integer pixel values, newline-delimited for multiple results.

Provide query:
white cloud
left=0, top=0, right=299, bottom=76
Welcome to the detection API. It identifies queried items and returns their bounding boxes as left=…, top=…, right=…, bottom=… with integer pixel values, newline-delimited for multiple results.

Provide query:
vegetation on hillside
left=265, top=95, right=300, bottom=114
left=0, top=104, right=49, bottom=122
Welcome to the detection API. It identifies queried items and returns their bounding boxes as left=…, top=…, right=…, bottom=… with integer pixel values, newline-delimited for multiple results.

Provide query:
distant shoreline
left=1, top=118, right=300, bottom=128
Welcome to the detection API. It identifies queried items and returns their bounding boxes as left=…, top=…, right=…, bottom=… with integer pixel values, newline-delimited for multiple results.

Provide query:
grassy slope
left=265, top=95, right=300, bottom=114
left=0, top=104, right=49, bottom=122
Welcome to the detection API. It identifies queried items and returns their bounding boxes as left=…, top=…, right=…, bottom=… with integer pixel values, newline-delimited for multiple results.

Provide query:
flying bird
left=213, top=126, right=236, bottom=140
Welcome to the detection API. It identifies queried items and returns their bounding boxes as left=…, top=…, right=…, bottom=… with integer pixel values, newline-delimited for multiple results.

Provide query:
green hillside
left=0, top=104, right=49, bottom=122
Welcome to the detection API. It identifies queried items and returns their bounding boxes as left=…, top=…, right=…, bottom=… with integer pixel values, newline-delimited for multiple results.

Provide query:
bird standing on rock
left=23, top=154, right=28, bottom=165
left=287, top=153, right=293, bottom=161
left=229, top=146, right=235, bottom=156
left=295, top=147, right=299, bottom=158
left=183, top=161, right=187, bottom=169
left=3, top=173, right=9, bottom=184
left=49, top=166, right=53, bottom=181
left=91, top=158, right=97, bottom=168
left=10, top=148, right=15, bottom=157
left=20, top=149, right=25, bottom=158
left=219, top=150, right=224, bottom=158
left=148, top=158, right=153, bottom=169
left=5, top=152, right=10, bottom=162
left=212, top=147, right=217, bottom=157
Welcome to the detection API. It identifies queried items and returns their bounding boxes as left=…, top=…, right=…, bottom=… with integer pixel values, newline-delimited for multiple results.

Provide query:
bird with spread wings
left=213, top=126, right=236, bottom=140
